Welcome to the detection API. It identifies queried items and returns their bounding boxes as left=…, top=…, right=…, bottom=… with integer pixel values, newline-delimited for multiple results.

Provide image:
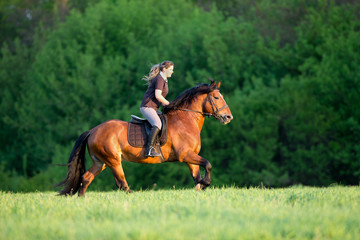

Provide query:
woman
left=140, top=60, right=174, bottom=157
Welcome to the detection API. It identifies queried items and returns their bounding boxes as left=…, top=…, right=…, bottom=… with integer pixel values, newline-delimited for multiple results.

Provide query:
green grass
left=1, top=186, right=359, bottom=240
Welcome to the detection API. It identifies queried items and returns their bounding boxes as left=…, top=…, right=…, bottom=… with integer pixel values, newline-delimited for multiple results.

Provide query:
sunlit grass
left=1, top=186, right=359, bottom=240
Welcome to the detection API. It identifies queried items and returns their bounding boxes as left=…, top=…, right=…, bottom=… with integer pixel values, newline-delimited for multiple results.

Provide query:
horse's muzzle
left=219, top=114, right=233, bottom=125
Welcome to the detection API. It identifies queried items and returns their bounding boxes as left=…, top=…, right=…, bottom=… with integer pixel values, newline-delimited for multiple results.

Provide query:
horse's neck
left=167, top=103, right=206, bottom=133
left=186, top=111, right=205, bottom=131
left=167, top=93, right=208, bottom=131
left=168, top=111, right=205, bottom=132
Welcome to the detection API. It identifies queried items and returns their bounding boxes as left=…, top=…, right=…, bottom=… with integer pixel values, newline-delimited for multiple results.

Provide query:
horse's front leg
left=187, top=163, right=205, bottom=190
left=182, top=151, right=212, bottom=189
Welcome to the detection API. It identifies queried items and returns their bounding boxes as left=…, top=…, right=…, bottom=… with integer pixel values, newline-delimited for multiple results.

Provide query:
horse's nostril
left=220, top=114, right=233, bottom=123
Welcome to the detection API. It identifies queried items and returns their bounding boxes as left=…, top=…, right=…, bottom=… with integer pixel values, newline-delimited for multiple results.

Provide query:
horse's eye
left=214, top=96, right=219, bottom=100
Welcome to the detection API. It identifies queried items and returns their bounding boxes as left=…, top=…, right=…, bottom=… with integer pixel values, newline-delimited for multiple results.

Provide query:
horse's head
left=204, top=80, right=233, bottom=125
left=163, top=80, right=233, bottom=125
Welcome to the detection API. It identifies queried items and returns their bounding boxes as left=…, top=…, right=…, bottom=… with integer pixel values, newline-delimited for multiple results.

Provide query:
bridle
left=174, top=91, right=229, bottom=120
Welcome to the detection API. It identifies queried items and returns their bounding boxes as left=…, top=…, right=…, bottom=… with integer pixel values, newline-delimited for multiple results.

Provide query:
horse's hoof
left=195, top=183, right=202, bottom=191
left=199, top=178, right=211, bottom=187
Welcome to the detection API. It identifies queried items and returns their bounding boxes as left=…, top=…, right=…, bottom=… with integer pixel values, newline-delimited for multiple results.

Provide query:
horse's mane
left=163, top=82, right=218, bottom=114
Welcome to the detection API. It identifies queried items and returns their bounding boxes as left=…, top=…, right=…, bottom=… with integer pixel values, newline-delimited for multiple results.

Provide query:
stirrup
left=145, top=146, right=161, bottom=157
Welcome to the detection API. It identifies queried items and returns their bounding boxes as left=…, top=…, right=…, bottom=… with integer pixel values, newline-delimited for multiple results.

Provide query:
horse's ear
left=208, top=77, right=216, bottom=86
left=216, top=81, right=221, bottom=89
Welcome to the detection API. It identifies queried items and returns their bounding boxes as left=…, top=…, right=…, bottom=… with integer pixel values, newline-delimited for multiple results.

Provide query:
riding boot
left=145, top=126, right=161, bottom=157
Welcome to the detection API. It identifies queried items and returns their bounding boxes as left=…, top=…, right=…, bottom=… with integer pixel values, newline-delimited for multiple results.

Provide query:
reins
left=173, top=107, right=213, bottom=117
left=173, top=92, right=229, bottom=119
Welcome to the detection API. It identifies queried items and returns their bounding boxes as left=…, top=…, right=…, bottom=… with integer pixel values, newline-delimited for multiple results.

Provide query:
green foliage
left=0, top=0, right=359, bottom=191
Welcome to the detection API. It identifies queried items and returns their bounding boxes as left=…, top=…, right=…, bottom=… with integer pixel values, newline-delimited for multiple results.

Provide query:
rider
left=140, top=61, right=174, bottom=157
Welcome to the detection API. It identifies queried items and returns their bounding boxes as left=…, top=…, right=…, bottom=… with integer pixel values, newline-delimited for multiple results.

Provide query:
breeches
left=140, top=107, right=162, bottom=129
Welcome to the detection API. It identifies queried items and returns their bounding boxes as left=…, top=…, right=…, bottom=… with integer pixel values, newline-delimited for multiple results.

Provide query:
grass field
left=1, top=186, right=359, bottom=240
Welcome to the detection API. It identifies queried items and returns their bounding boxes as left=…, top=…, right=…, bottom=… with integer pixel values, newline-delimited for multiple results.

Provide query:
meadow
left=1, top=186, right=359, bottom=240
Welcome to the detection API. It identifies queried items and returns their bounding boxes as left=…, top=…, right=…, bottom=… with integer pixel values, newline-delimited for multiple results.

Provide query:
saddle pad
left=127, top=119, right=168, bottom=148
left=128, top=123, right=148, bottom=147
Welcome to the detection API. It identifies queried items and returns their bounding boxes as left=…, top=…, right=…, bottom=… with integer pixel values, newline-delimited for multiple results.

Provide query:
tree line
left=0, top=0, right=359, bottom=191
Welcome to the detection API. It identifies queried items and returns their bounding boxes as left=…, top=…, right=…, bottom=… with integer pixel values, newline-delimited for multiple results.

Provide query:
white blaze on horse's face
left=211, top=90, right=233, bottom=125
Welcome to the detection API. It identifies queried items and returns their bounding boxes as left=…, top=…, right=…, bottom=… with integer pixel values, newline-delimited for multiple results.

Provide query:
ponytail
left=142, top=60, right=174, bottom=85
left=142, top=64, right=160, bottom=85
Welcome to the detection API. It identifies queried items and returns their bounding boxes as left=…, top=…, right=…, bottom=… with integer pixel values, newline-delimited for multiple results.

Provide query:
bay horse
left=56, top=80, right=233, bottom=196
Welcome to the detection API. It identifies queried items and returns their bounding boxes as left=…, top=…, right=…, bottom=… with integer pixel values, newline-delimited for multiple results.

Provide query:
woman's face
left=163, top=65, right=174, bottom=78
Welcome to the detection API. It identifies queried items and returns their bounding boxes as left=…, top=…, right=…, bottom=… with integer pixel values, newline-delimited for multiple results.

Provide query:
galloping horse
left=56, top=80, right=233, bottom=196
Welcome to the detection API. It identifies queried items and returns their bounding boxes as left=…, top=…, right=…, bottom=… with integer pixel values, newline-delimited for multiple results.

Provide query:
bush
left=1, top=0, right=359, bottom=190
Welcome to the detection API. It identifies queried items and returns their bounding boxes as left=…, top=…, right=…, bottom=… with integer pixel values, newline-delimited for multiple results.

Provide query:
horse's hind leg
left=109, top=160, right=131, bottom=193
left=78, top=162, right=106, bottom=197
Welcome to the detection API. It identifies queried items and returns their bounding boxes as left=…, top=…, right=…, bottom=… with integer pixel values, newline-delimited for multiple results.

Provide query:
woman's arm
left=155, top=89, right=169, bottom=106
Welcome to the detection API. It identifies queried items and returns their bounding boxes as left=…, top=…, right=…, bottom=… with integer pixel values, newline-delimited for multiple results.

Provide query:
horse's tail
left=55, top=131, right=90, bottom=196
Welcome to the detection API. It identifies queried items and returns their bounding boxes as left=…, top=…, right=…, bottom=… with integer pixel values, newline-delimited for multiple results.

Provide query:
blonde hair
left=143, top=60, right=174, bottom=85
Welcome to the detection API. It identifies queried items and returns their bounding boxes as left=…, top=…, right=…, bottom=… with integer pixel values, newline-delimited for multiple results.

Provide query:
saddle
left=127, top=114, right=168, bottom=148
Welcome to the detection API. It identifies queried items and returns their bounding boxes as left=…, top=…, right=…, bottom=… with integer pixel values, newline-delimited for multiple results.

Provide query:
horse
left=56, top=80, right=233, bottom=196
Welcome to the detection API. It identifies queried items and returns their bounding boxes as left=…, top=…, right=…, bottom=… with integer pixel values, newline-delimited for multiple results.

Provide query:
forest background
left=0, top=0, right=359, bottom=192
